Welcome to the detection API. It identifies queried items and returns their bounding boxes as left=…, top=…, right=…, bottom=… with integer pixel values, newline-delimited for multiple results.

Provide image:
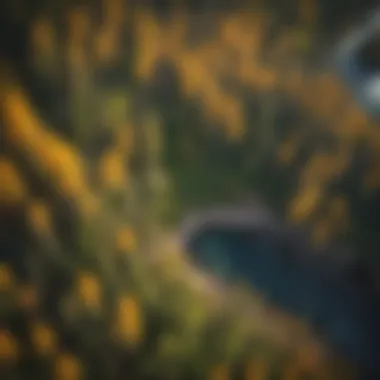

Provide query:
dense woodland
left=0, top=0, right=379, bottom=379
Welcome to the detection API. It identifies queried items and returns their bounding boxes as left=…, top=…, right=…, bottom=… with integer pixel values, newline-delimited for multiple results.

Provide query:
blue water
left=190, top=228, right=380, bottom=378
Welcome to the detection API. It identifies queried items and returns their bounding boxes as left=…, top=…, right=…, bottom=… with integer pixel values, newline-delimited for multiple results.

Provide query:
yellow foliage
left=160, top=14, right=188, bottom=59
left=335, top=105, right=369, bottom=142
left=176, top=49, right=214, bottom=97
left=98, top=146, right=128, bottom=190
left=102, top=0, right=125, bottom=24
left=94, top=0, right=126, bottom=65
left=307, top=78, right=343, bottom=121
left=78, top=194, right=101, bottom=219
left=116, top=126, right=134, bottom=154
left=0, top=330, right=18, bottom=363
left=39, top=132, right=88, bottom=198
left=95, top=28, right=119, bottom=65
left=113, top=295, right=143, bottom=347
left=0, top=264, right=14, bottom=291
left=0, top=157, right=29, bottom=206
left=67, top=7, right=91, bottom=44
left=244, top=356, right=269, bottom=380
left=76, top=272, right=102, bottom=311
left=2, top=84, right=88, bottom=199
left=54, top=352, right=83, bottom=380
left=289, top=186, right=323, bottom=223
left=220, top=15, right=244, bottom=48
left=30, top=17, right=56, bottom=59
left=133, top=11, right=162, bottom=80
left=277, top=136, right=300, bottom=165
left=116, top=226, right=136, bottom=253
left=0, top=8, right=369, bottom=380
left=220, top=12, right=266, bottom=58
left=210, top=363, right=230, bottom=380
left=240, top=62, right=277, bottom=90
left=30, top=321, right=57, bottom=356
left=126, top=8, right=376, bottom=157
left=300, top=153, right=337, bottom=187
left=196, top=41, right=231, bottom=76
left=175, top=47, right=246, bottom=139
left=283, top=344, right=321, bottom=380
left=66, top=6, right=91, bottom=68
left=26, top=199, right=54, bottom=238
left=2, top=84, right=46, bottom=149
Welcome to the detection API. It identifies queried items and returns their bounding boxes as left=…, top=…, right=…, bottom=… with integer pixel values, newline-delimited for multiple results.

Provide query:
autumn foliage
left=0, top=0, right=376, bottom=379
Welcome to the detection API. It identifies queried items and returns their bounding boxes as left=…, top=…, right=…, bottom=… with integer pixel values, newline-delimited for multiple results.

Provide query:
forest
left=0, top=0, right=379, bottom=379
